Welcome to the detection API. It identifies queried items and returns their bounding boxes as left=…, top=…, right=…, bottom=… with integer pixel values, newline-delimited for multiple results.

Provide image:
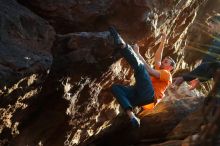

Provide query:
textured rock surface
left=180, top=69, right=220, bottom=146
left=150, top=140, right=183, bottom=146
left=184, top=0, right=220, bottom=65
left=82, top=83, right=205, bottom=146
left=53, top=32, right=114, bottom=64
left=167, top=106, right=204, bottom=140
left=0, top=0, right=55, bottom=145
left=17, top=0, right=178, bottom=38
left=0, top=0, right=55, bottom=89
left=0, top=0, right=219, bottom=146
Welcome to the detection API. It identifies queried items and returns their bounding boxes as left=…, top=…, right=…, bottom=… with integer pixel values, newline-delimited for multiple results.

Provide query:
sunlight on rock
left=0, top=0, right=219, bottom=146
left=38, top=141, right=43, bottom=146
left=110, top=61, right=123, bottom=76
left=11, top=122, right=19, bottom=136
left=27, top=74, right=37, bottom=86
left=87, top=129, right=94, bottom=137
left=65, top=129, right=82, bottom=146
left=63, top=78, right=72, bottom=96
left=163, top=83, right=204, bottom=104
left=139, top=82, right=204, bottom=117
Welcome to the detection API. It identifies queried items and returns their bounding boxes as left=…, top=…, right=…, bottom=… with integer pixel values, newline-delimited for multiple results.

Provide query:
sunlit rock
left=0, top=0, right=219, bottom=146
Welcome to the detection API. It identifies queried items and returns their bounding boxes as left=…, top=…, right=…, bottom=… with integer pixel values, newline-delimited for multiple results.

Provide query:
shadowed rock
left=17, top=0, right=155, bottom=39
left=0, top=0, right=218, bottom=146
left=0, top=0, right=55, bottom=145
left=0, top=0, right=55, bottom=89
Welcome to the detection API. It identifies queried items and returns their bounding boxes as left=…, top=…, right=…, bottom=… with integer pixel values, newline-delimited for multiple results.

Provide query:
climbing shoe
left=109, top=26, right=126, bottom=48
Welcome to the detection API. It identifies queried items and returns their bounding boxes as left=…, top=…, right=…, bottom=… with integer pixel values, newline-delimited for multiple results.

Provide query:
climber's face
left=160, top=57, right=175, bottom=71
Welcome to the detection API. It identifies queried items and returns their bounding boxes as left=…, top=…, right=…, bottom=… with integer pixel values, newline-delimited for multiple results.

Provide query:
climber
left=173, top=14, right=220, bottom=90
left=110, top=27, right=175, bottom=128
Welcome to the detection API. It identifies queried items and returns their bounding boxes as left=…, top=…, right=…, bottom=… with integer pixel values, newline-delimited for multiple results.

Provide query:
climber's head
left=160, top=56, right=176, bottom=71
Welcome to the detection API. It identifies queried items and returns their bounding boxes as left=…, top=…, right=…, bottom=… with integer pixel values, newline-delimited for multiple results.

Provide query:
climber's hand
left=189, top=79, right=200, bottom=90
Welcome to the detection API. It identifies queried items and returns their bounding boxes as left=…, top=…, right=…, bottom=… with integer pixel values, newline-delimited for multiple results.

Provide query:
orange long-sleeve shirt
left=142, top=69, right=172, bottom=110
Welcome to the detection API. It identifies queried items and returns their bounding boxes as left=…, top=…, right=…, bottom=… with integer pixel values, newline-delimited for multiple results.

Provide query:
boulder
left=184, top=0, right=220, bottom=65
left=0, top=0, right=55, bottom=90
left=0, top=0, right=55, bottom=145
left=17, top=0, right=157, bottom=38
left=1, top=0, right=217, bottom=146
left=53, top=31, right=114, bottom=63
left=83, top=90, right=204, bottom=146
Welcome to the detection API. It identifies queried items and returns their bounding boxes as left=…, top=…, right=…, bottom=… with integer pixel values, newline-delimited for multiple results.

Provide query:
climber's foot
left=109, top=26, right=126, bottom=49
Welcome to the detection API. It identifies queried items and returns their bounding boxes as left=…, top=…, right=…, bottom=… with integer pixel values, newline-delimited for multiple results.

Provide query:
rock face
left=184, top=0, right=220, bottom=65
left=53, top=32, right=114, bottom=64
left=0, top=0, right=55, bottom=145
left=17, top=0, right=116, bottom=33
left=16, top=0, right=176, bottom=39
left=0, top=0, right=219, bottom=146
left=83, top=84, right=205, bottom=146
left=0, top=0, right=55, bottom=89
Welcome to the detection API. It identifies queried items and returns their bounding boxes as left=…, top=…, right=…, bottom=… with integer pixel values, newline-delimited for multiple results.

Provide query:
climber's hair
left=165, top=56, right=176, bottom=68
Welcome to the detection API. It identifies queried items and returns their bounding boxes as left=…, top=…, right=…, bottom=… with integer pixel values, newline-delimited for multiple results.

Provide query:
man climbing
left=173, top=14, right=220, bottom=90
left=110, top=27, right=175, bottom=128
